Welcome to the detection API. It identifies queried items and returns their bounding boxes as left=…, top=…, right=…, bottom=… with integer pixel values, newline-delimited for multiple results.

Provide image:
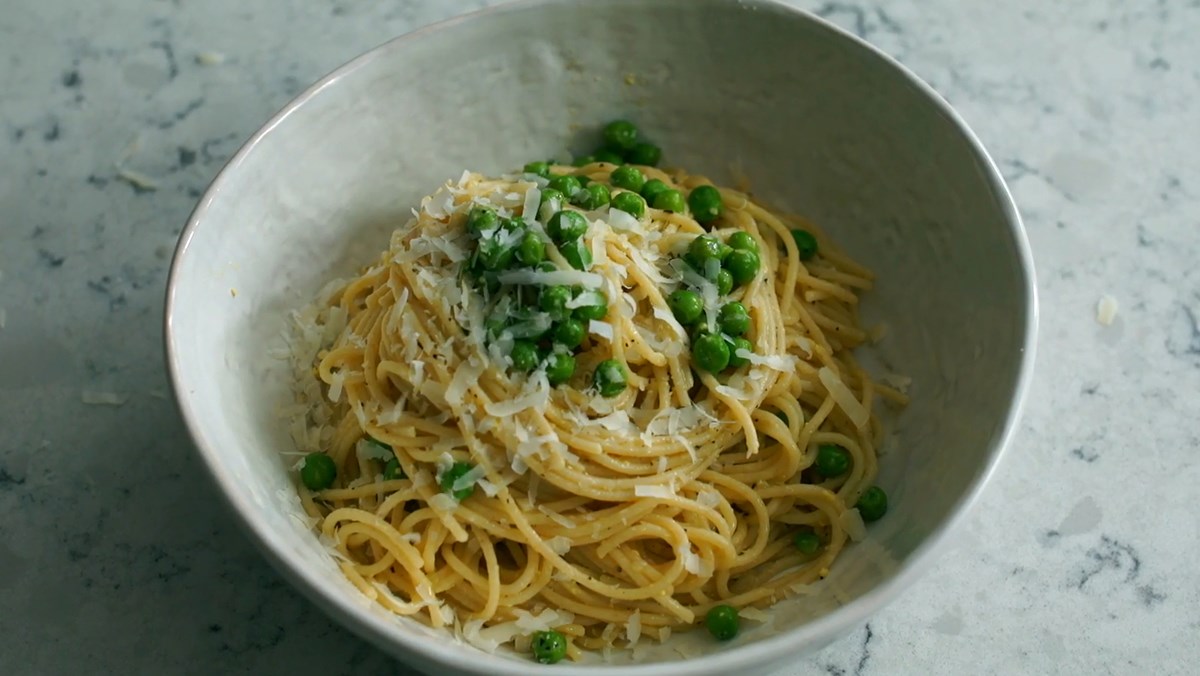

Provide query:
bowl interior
left=167, top=0, right=1033, bottom=673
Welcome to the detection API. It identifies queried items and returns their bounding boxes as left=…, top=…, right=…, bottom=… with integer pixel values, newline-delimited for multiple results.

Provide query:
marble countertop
left=2, top=1, right=1197, bottom=674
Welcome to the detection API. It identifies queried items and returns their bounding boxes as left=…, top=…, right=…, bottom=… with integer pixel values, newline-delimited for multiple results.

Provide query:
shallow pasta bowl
left=163, top=0, right=1037, bottom=674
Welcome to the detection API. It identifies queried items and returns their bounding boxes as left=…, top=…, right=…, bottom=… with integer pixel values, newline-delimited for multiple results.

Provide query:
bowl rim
left=163, top=0, right=1039, bottom=673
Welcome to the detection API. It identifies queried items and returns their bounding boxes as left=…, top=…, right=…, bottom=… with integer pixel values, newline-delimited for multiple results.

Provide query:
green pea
left=687, top=185, right=723, bottom=224
left=537, top=260, right=557, bottom=273
left=546, top=210, right=588, bottom=243
left=300, top=452, right=336, bottom=491
left=572, top=290, right=608, bottom=321
left=627, top=141, right=662, bottom=166
left=686, top=235, right=725, bottom=270
left=651, top=189, right=686, bottom=213
left=552, top=318, right=586, bottom=350
left=593, top=148, right=624, bottom=164
left=640, top=178, right=670, bottom=204
left=511, top=340, right=539, bottom=372
left=793, top=527, right=821, bottom=555
left=465, top=206, right=498, bottom=236
left=602, top=119, right=639, bottom=150
left=501, top=216, right=526, bottom=232
left=716, top=269, right=733, bottom=295
left=539, top=285, right=571, bottom=319
left=726, top=337, right=752, bottom=368
left=523, top=161, right=551, bottom=178
left=728, top=231, right=758, bottom=253
left=531, top=629, right=567, bottom=664
left=791, top=229, right=819, bottom=260
left=668, top=289, right=704, bottom=325
left=692, top=333, right=731, bottom=373
left=611, top=191, right=646, bottom=218
left=572, top=155, right=595, bottom=167
left=439, top=461, right=476, bottom=501
left=515, top=231, right=545, bottom=266
left=593, top=359, right=628, bottom=397
left=571, top=182, right=611, bottom=210
left=705, top=604, right=739, bottom=641
left=717, top=242, right=734, bottom=261
left=724, top=249, right=760, bottom=287
left=558, top=238, right=592, bottom=270
left=856, top=486, right=888, bottom=522
left=536, top=187, right=563, bottom=218
left=610, top=166, right=646, bottom=192
left=717, top=301, right=750, bottom=337
left=816, top=444, right=851, bottom=477
left=382, top=457, right=405, bottom=481
left=479, top=236, right=516, bottom=271
left=545, top=352, right=576, bottom=386
left=547, top=175, right=582, bottom=196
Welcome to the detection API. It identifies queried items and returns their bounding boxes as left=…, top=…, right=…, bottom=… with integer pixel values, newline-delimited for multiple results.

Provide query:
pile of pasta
left=283, top=162, right=905, bottom=660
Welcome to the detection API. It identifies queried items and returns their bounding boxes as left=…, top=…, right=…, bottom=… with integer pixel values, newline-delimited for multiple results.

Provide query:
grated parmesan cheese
left=428, top=492, right=459, bottom=513
left=652, top=305, right=687, bottom=338
left=445, top=359, right=483, bottom=406
left=355, top=438, right=393, bottom=463
left=461, top=609, right=574, bottom=653
left=81, top=390, right=128, bottom=406
left=521, top=187, right=541, bottom=223
left=546, top=536, right=571, bottom=555
left=565, top=289, right=607, bottom=310
left=475, top=477, right=500, bottom=497
left=626, top=609, right=642, bottom=645
left=681, top=547, right=708, bottom=576
left=195, top=51, right=226, bottom=65
left=539, top=506, right=577, bottom=529
left=838, top=507, right=868, bottom=542
left=451, top=464, right=487, bottom=494
left=634, top=484, right=675, bottom=499
left=607, top=208, right=640, bottom=232
left=586, top=410, right=637, bottom=435
left=796, top=336, right=814, bottom=357
left=738, top=606, right=772, bottom=623
left=116, top=167, right=159, bottom=190
left=588, top=320, right=614, bottom=341
left=411, top=469, right=433, bottom=489
left=498, top=268, right=604, bottom=288
left=818, top=367, right=870, bottom=429
left=735, top=349, right=796, bottom=371
left=516, top=608, right=573, bottom=632
left=696, top=488, right=721, bottom=508
left=1096, top=295, right=1118, bottom=326
left=327, top=371, right=344, bottom=403
left=485, top=386, right=549, bottom=417
left=881, top=373, right=912, bottom=393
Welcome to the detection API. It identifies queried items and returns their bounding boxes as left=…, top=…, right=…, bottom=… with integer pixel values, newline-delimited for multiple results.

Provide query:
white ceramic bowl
left=164, top=0, right=1036, bottom=674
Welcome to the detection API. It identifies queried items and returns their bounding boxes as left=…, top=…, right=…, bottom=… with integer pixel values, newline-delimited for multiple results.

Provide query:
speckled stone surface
left=2, top=1, right=1197, bottom=674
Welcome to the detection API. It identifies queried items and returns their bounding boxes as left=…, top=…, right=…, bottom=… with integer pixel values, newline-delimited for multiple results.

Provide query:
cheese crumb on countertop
left=1096, top=295, right=1118, bottom=326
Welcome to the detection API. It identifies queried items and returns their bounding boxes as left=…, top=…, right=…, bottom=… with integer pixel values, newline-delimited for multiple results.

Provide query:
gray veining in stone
left=2, top=1, right=1198, bottom=674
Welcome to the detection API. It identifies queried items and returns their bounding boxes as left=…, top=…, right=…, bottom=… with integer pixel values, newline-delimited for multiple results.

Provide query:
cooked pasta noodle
left=283, top=158, right=905, bottom=660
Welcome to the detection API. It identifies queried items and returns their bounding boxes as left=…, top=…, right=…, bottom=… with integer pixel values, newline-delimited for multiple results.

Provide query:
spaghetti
left=283, top=150, right=905, bottom=661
